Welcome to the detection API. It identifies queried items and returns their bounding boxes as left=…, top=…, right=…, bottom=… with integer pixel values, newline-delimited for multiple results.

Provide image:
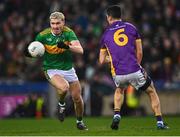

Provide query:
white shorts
left=113, top=70, right=146, bottom=90
left=45, top=68, right=79, bottom=83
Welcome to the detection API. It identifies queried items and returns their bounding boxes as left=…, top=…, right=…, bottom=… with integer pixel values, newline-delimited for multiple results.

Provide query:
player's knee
left=62, top=84, right=70, bottom=92
left=72, top=94, right=82, bottom=103
left=57, top=83, right=69, bottom=92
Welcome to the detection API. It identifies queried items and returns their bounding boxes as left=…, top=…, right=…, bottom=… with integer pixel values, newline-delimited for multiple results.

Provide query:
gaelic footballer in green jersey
left=26, top=11, right=87, bottom=130
left=35, top=26, right=78, bottom=71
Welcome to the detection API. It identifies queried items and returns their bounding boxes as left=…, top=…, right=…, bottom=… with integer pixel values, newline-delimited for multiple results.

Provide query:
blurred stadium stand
left=0, top=0, right=180, bottom=117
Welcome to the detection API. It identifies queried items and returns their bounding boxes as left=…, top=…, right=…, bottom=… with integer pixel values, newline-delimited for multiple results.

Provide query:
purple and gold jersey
left=100, top=21, right=141, bottom=76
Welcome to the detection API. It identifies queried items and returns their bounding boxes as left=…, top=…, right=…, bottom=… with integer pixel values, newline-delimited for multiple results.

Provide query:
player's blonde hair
left=49, top=12, right=65, bottom=21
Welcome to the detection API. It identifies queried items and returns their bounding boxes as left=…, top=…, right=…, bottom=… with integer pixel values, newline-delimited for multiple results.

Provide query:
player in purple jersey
left=99, top=5, right=169, bottom=130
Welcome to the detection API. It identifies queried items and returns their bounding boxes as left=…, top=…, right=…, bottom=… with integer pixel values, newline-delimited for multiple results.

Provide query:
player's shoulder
left=101, top=29, right=107, bottom=39
left=39, top=28, right=51, bottom=36
left=124, top=22, right=137, bottom=30
left=62, top=26, right=73, bottom=33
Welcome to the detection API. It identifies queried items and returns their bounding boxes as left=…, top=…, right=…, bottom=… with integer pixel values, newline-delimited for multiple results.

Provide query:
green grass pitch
left=0, top=116, right=180, bottom=136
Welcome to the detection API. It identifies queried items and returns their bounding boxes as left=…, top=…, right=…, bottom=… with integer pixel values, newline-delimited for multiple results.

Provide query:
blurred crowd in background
left=0, top=0, right=180, bottom=118
left=0, top=0, right=180, bottom=89
left=6, top=93, right=47, bottom=118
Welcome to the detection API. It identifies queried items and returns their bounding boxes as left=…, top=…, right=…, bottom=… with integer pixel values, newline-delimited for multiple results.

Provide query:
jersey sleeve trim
left=39, top=28, right=51, bottom=35
left=100, top=48, right=107, bottom=52
left=136, top=39, right=142, bottom=42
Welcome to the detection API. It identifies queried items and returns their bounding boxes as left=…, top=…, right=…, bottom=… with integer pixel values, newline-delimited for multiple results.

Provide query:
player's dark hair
left=106, top=5, right=121, bottom=19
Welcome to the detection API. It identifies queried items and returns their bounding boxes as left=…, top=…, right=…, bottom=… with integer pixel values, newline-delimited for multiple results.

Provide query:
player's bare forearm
left=99, top=49, right=108, bottom=65
left=105, top=56, right=110, bottom=63
left=69, top=45, right=83, bottom=54
left=136, top=52, right=142, bottom=64
left=135, top=39, right=143, bottom=64
left=99, top=56, right=110, bottom=65
left=69, top=40, right=83, bottom=54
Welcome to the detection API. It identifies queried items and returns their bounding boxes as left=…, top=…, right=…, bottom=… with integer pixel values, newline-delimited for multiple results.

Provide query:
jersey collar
left=51, top=30, right=62, bottom=36
left=109, top=20, right=123, bottom=27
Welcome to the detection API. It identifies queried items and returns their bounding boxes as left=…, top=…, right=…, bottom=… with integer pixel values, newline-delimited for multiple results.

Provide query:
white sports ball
left=28, top=41, right=45, bottom=57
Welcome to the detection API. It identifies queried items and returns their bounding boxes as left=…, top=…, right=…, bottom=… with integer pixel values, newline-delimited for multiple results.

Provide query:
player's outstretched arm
left=57, top=40, right=83, bottom=54
left=68, top=40, right=83, bottom=54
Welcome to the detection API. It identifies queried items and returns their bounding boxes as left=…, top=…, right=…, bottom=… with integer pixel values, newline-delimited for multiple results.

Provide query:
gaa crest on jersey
left=46, top=38, right=52, bottom=42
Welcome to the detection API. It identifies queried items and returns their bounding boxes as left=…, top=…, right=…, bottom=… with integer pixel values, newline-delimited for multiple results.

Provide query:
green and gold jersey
left=35, top=26, right=78, bottom=70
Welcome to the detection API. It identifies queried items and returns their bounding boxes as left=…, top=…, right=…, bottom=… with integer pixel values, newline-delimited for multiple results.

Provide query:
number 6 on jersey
left=113, top=28, right=128, bottom=46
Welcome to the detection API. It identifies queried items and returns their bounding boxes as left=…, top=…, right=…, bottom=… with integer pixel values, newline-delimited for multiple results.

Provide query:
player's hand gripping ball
left=28, top=41, right=45, bottom=57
